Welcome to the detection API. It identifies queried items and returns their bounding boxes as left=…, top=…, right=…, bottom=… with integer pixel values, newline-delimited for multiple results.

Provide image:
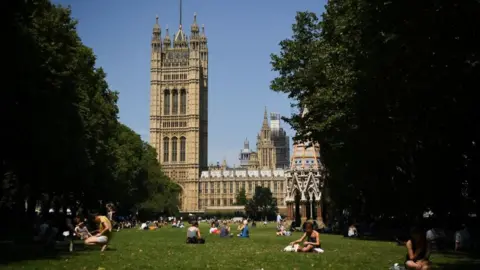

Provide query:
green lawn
left=3, top=223, right=478, bottom=270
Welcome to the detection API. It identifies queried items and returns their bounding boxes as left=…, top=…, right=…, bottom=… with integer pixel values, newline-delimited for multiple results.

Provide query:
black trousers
left=186, top=237, right=205, bottom=244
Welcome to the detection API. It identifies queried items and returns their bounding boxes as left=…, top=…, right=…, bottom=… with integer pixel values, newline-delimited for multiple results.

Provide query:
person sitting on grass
left=348, top=224, right=358, bottom=238
left=277, top=221, right=287, bottom=236
left=186, top=221, right=205, bottom=244
left=209, top=222, right=220, bottom=234
left=219, top=220, right=232, bottom=238
left=289, top=222, right=321, bottom=252
left=405, top=227, right=431, bottom=270
left=74, top=218, right=92, bottom=240
left=237, top=219, right=250, bottom=238
left=84, top=214, right=112, bottom=252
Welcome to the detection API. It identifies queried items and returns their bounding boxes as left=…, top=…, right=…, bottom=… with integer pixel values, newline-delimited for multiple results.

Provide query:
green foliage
left=235, top=188, right=248, bottom=206
left=271, top=1, right=480, bottom=219
left=244, top=187, right=278, bottom=219
left=1, top=0, right=179, bottom=233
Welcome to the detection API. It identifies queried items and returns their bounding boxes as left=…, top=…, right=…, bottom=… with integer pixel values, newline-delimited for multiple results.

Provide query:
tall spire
left=262, top=106, right=269, bottom=128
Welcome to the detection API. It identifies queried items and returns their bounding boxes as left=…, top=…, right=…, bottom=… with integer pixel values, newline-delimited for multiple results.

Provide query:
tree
left=271, top=1, right=480, bottom=222
left=2, top=0, right=180, bottom=239
left=244, top=187, right=278, bottom=220
left=235, top=188, right=248, bottom=206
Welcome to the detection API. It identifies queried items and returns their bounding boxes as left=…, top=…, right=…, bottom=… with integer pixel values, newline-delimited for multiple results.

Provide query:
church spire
left=262, top=106, right=269, bottom=128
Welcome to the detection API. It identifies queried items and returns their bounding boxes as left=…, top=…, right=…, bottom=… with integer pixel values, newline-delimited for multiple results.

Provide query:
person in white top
left=74, top=221, right=92, bottom=240
left=455, top=224, right=471, bottom=251
left=348, top=224, right=358, bottom=237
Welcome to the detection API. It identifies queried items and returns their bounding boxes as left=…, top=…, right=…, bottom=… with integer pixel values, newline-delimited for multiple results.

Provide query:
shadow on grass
left=435, top=249, right=480, bottom=260
left=0, top=241, right=106, bottom=265
left=434, top=257, right=480, bottom=269
left=430, top=250, right=480, bottom=270
left=435, top=261, right=480, bottom=270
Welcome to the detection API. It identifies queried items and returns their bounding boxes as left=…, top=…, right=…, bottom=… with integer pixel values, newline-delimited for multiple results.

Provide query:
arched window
left=163, top=90, right=170, bottom=115
left=180, top=137, right=186, bottom=162
left=163, top=137, right=169, bottom=162
left=172, top=89, right=178, bottom=115
left=180, top=89, right=187, bottom=114
left=171, top=137, right=178, bottom=162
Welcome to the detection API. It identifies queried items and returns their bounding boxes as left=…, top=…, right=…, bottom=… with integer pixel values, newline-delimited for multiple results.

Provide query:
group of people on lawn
left=187, top=219, right=250, bottom=243
left=69, top=203, right=115, bottom=252
left=77, top=207, right=472, bottom=270
left=185, top=214, right=451, bottom=270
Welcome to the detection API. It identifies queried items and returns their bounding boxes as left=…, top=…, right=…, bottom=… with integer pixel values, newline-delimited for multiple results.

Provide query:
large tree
left=2, top=0, right=180, bottom=238
left=245, top=187, right=278, bottom=220
left=235, top=188, right=248, bottom=206
left=271, top=1, right=480, bottom=221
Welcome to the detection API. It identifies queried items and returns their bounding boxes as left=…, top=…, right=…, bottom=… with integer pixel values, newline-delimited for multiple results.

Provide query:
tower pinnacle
left=262, top=106, right=269, bottom=128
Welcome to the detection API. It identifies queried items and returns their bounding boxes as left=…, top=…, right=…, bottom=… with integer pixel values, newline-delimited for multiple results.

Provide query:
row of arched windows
left=163, top=136, right=186, bottom=162
left=164, top=89, right=187, bottom=115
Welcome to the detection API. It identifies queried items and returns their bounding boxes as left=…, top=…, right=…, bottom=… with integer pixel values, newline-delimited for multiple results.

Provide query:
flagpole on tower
left=179, top=0, right=183, bottom=27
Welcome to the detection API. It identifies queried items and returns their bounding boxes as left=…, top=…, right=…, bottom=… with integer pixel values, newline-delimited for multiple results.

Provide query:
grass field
left=2, top=223, right=478, bottom=270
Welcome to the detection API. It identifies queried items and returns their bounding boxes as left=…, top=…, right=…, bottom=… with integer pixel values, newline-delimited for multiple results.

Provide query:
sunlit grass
left=3, top=223, right=477, bottom=270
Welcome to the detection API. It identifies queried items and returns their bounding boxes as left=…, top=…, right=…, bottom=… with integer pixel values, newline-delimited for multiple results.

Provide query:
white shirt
left=455, top=229, right=470, bottom=248
left=426, top=228, right=445, bottom=241
left=277, top=215, right=282, bottom=223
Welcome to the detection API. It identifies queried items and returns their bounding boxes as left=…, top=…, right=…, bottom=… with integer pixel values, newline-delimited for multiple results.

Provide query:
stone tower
left=149, top=4, right=208, bottom=212
left=257, top=107, right=276, bottom=169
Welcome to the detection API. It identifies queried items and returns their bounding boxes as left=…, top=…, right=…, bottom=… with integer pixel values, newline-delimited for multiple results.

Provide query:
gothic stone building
left=149, top=13, right=208, bottom=212
left=149, top=10, right=291, bottom=214
left=198, top=109, right=290, bottom=214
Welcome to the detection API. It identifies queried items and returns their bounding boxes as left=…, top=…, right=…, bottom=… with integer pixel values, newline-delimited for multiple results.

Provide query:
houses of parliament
left=148, top=10, right=290, bottom=213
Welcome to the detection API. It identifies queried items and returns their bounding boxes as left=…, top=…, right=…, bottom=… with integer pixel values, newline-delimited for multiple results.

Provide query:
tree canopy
left=271, top=1, right=480, bottom=221
left=2, top=0, right=179, bottom=237
left=235, top=188, right=248, bottom=206
left=245, top=187, right=278, bottom=220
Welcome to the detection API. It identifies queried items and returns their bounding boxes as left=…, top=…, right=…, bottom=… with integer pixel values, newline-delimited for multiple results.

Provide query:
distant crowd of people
left=32, top=205, right=476, bottom=270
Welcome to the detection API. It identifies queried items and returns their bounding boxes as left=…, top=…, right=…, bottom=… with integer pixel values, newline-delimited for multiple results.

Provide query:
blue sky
left=54, top=0, right=326, bottom=166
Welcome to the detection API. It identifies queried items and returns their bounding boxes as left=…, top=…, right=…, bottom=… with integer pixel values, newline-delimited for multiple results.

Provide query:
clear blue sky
left=54, top=0, right=326, bottom=166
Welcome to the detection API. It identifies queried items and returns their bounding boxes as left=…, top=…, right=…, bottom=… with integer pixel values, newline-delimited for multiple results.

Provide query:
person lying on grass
left=289, top=222, right=321, bottom=252
left=84, top=214, right=112, bottom=252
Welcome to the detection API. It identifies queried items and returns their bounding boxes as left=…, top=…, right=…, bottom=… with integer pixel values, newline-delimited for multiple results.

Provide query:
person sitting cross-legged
left=237, top=220, right=250, bottom=238
left=84, top=215, right=112, bottom=252
left=290, top=222, right=321, bottom=252
left=219, top=221, right=233, bottom=238
left=74, top=219, right=92, bottom=240
left=186, top=221, right=205, bottom=244
left=405, top=227, right=431, bottom=270
left=277, top=221, right=287, bottom=236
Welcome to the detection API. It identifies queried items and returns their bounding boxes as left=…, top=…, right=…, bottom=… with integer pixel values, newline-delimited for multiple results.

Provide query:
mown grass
left=2, top=223, right=478, bottom=270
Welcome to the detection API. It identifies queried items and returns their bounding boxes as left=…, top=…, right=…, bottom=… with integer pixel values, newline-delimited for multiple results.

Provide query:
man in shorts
left=84, top=215, right=112, bottom=252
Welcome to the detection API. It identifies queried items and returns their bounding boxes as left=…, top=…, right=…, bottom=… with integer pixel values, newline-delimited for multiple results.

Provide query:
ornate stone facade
left=197, top=109, right=290, bottom=213
left=148, top=4, right=292, bottom=214
left=198, top=167, right=287, bottom=213
left=284, top=109, right=325, bottom=225
left=149, top=11, right=208, bottom=212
